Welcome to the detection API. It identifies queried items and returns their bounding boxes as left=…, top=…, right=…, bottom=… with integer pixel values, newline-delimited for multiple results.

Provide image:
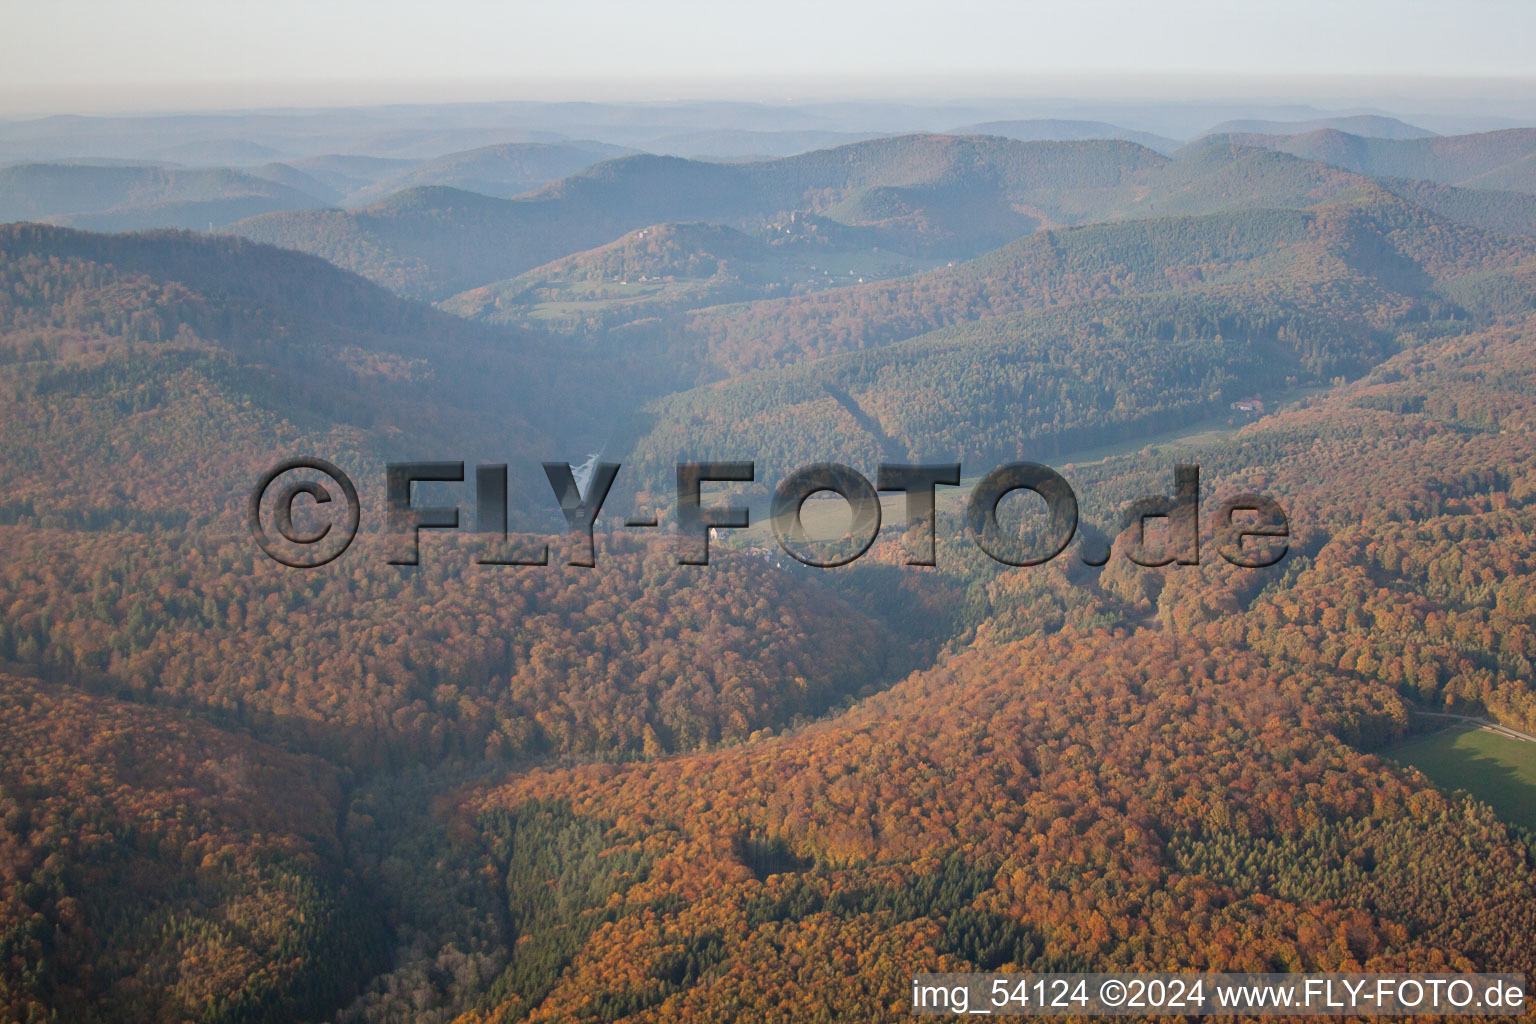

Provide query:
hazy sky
left=3, top=0, right=1535, bottom=113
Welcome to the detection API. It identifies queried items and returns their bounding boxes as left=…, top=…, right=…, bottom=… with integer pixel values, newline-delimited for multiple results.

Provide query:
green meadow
left=1389, top=726, right=1536, bottom=832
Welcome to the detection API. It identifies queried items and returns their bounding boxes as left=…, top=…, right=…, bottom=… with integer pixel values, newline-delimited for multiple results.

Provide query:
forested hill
left=0, top=672, right=382, bottom=1023
left=341, top=140, right=634, bottom=205
left=441, top=309, right=1536, bottom=1023
left=430, top=142, right=1536, bottom=353
left=0, top=217, right=939, bottom=1023
left=0, top=224, right=563, bottom=528
left=229, top=132, right=1536, bottom=305
left=434, top=146, right=1536, bottom=382
left=622, top=191, right=1536, bottom=488
left=226, top=135, right=1168, bottom=299
left=671, top=203, right=1336, bottom=377
left=0, top=162, right=329, bottom=232
left=0, top=222, right=440, bottom=335
left=652, top=187, right=1536, bottom=379
left=1203, top=113, right=1435, bottom=139
left=1201, top=126, right=1536, bottom=192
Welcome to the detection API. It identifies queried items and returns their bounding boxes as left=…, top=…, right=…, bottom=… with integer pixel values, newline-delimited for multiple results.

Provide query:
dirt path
left=1411, top=710, right=1536, bottom=745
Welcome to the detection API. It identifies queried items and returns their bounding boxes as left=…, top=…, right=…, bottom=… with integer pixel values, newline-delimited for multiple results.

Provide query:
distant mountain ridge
left=441, top=140, right=1536, bottom=356
left=1198, top=127, right=1536, bottom=193
left=341, top=140, right=633, bottom=205
left=227, top=135, right=1169, bottom=299
left=0, top=162, right=328, bottom=231
left=640, top=129, right=885, bottom=159
left=1204, top=115, right=1435, bottom=139
left=954, top=118, right=1181, bottom=153
left=621, top=189, right=1536, bottom=490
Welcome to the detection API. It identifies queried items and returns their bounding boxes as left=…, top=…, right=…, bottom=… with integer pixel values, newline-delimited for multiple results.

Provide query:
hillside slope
left=440, top=314, right=1536, bottom=1022
left=651, top=184, right=1535, bottom=378
left=0, top=223, right=562, bottom=527
left=342, top=140, right=632, bottom=205
left=0, top=672, right=382, bottom=1024
left=1209, top=127, right=1536, bottom=192
left=623, top=191, right=1536, bottom=487
left=227, top=135, right=1168, bottom=299
left=0, top=163, right=328, bottom=231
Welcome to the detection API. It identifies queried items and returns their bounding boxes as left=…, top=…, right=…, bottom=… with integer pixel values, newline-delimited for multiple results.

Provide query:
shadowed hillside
left=0, top=223, right=565, bottom=527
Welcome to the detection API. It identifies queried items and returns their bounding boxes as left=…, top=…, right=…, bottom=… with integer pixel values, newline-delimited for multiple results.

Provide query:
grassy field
left=1388, top=726, right=1536, bottom=832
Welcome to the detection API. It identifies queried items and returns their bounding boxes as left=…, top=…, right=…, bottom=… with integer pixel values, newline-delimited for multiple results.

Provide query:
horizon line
left=7, top=72, right=1536, bottom=120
